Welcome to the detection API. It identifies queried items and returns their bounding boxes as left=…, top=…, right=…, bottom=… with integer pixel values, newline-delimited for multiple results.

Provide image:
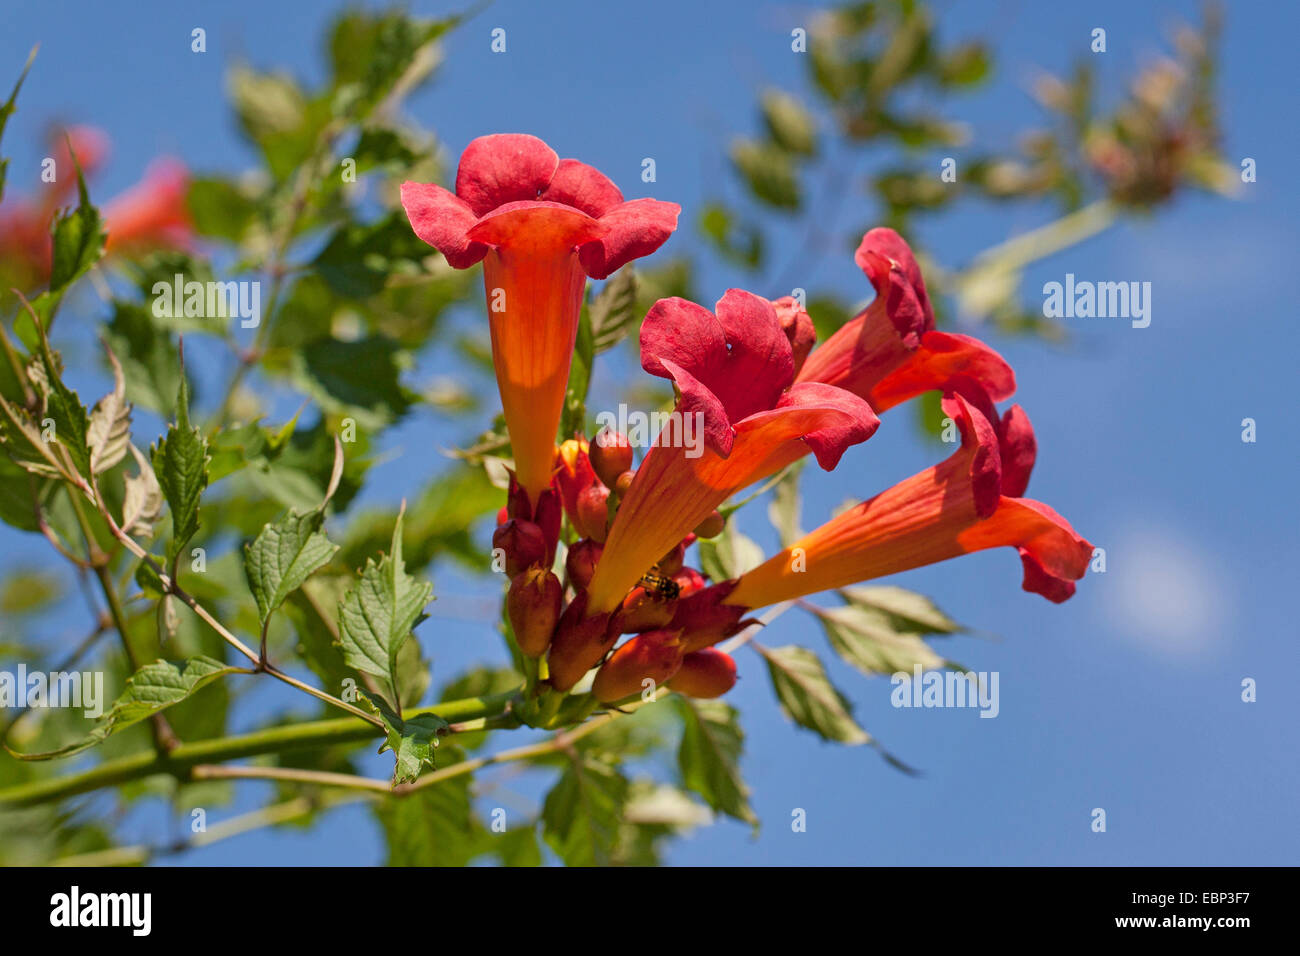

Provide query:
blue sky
left=1, top=0, right=1296, bottom=865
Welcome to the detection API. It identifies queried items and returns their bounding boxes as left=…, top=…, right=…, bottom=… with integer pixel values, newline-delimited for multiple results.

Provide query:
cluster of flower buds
left=496, top=431, right=739, bottom=703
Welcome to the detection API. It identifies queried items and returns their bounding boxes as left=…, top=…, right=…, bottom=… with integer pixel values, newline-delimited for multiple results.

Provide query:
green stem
left=0, top=690, right=517, bottom=808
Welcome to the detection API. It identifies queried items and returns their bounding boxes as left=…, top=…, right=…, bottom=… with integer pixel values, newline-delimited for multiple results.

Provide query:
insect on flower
left=637, top=568, right=681, bottom=602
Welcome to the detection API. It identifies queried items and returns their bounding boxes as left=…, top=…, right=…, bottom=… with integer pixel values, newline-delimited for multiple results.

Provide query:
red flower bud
left=547, top=592, right=618, bottom=692
left=555, top=439, right=597, bottom=519
left=590, top=428, right=634, bottom=488
left=496, top=506, right=509, bottom=526
left=673, top=567, right=706, bottom=598
left=493, top=519, right=547, bottom=577
left=575, top=483, right=611, bottom=542
left=565, top=538, right=603, bottom=591
left=592, top=630, right=684, bottom=703
left=672, top=582, right=754, bottom=653
left=611, top=585, right=677, bottom=634
left=533, top=486, right=562, bottom=564
left=507, top=568, right=563, bottom=658
left=669, top=648, right=737, bottom=699
left=771, top=295, right=816, bottom=377
left=694, top=510, right=725, bottom=539
left=657, top=541, right=685, bottom=576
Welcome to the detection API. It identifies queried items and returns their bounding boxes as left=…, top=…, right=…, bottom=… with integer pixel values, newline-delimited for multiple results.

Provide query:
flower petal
left=773, top=382, right=879, bottom=471
left=543, top=158, right=624, bottom=217
left=455, top=133, right=559, bottom=216
left=867, top=330, right=1017, bottom=412
left=466, top=200, right=602, bottom=253
left=855, top=226, right=934, bottom=338
left=579, top=198, right=681, bottom=279
left=400, top=181, right=487, bottom=269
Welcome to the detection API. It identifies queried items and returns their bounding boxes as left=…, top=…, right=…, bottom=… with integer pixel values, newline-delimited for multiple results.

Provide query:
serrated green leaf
left=8, top=656, right=238, bottom=760
left=589, top=268, right=639, bottom=353
left=337, top=509, right=433, bottom=706
left=372, top=746, right=475, bottom=866
left=759, top=644, right=870, bottom=745
left=542, top=755, right=629, bottom=867
left=151, top=374, right=209, bottom=556
left=244, top=509, right=339, bottom=626
left=678, top=698, right=756, bottom=825
left=364, top=693, right=449, bottom=786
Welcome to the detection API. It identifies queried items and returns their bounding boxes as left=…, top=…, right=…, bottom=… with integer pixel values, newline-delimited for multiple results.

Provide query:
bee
left=637, top=568, right=680, bottom=601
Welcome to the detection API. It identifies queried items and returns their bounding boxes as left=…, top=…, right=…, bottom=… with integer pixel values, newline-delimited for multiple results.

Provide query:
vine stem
left=0, top=691, right=517, bottom=808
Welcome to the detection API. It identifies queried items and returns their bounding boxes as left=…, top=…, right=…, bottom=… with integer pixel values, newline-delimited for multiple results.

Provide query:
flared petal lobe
left=723, top=393, right=1091, bottom=611
left=796, top=227, right=1015, bottom=412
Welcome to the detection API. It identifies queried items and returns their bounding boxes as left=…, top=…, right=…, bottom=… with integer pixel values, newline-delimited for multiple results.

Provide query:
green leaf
left=329, top=11, right=457, bottom=117
left=678, top=699, right=757, bottom=825
left=86, top=343, right=132, bottom=475
left=761, top=89, right=818, bottom=156
left=490, top=824, right=542, bottom=867
left=839, top=585, right=962, bottom=635
left=8, top=656, right=238, bottom=760
left=759, top=644, right=870, bottom=745
left=0, top=456, right=41, bottom=531
left=336, top=508, right=433, bottom=706
left=291, top=335, right=412, bottom=429
left=103, top=302, right=182, bottom=416
left=730, top=138, right=801, bottom=209
left=151, top=373, right=209, bottom=557
left=0, top=46, right=37, bottom=200
left=186, top=177, right=260, bottom=242
left=697, top=521, right=764, bottom=581
left=542, top=754, right=629, bottom=867
left=310, top=213, right=433, bottom=298
left=243, top=509, right=339, bottom=627
left=365, top=694, right=449, bottom=786
left=23, top=158, right=106, bottom=337
left=767, top=462, right=804, bottom=547
left=815, top=605, right=945, bottom=676
left=372, top=747, right=476, bottom=866
left=588, top=268, right=640, bottom=353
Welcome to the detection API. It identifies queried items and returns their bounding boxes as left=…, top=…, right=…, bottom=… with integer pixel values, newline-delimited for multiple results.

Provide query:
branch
left=0, top=690, right=517, bottom=808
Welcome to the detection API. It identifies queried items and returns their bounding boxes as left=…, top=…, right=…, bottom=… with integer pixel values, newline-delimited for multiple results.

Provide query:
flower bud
left=493, top=519, right=547, bottom=577
left=574, top=483, right=610, bottom=543
left=673, top=567, right=706, bottom=598
left=669, top=648, right=737, bottom=699
left=657, top=541, right=685, bottom=576
left=565, top=538, right=603, bottom=591
left=555, top=439, right=596, bottom=518
left=507, top=568, right=562, bottom=658
left=592, top=630, right=683, bottom=703
left=611, top=585, right=677, bottom=634
left=694, top=510, right=725, bottom=539
left=547, top=592, right=617, bottom=692
left=533, top=486, right=563, bottom=565
left=590, top=428, right=634, bottom=488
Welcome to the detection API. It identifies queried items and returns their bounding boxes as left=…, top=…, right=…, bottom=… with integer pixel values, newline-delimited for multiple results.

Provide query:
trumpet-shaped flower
left=720, top=389, right=1092, bottom=613
left=797, top=228, right=1016, bottom=412
left=584, top=289, right=879, bottom=616
left=401, top=134, right=679, bottom=500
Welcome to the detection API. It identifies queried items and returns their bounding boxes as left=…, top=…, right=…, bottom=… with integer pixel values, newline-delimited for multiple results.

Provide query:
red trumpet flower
left=797, top=228, right=1015, bottom=412
left=583, top=289, right=879, bottom=616
left=719, top=389, right=1092, bottom=613
left=401, top=134, right=679, bottom=502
